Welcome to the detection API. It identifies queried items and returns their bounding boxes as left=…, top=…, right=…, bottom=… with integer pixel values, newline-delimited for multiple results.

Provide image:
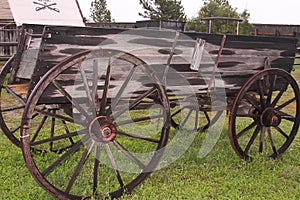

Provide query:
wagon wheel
left=21, top=49, right=170, bottom=199
left=0, top=57, right=80, bottom=152
left=171, top=108, right=223, bottom=131
left=0, top=56, right=23, bottom=147
left=170, top=95, right=223, bottom=131
left=229, top=68, right=300, bottom=160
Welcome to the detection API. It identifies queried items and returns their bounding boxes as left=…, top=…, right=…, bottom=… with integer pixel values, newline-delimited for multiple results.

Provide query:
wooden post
left=208, top=20, right=212, bottom=34
left=235, top=21, right=240, bottom=35
left=159, top=20, right=162, bottom=30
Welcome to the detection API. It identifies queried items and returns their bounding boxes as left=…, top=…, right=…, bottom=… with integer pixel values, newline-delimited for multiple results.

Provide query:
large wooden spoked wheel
left=229, top=68, right=300, bottom=160
left=0, top=56, right=22, bottom=147
left=0, top=57, right=81, bottom=152
left=20, top=49, right=170, bottom=199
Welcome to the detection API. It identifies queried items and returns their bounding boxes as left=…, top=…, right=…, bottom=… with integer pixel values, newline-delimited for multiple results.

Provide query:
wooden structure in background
left=0, top=0, right=18, bottom=61
left=0, top=23, right=19, bottom=61
left=201, top=17, right=243, bottom=35
left=0, top=0, right=85, bottom=61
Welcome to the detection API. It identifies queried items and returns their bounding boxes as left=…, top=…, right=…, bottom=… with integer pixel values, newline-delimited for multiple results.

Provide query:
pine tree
left=139, top=0, right=187, bottom=21
left=90, top=0, right=113, bottom=23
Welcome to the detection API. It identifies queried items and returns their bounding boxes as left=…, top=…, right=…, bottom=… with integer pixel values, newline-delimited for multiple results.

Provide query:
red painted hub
left=260, top=107, right=281, bottom=127
left=89, top=116, right=117, bottom=142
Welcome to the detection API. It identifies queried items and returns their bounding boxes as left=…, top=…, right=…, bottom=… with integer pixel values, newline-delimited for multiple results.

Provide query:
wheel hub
left=89, top=116, right=117, bottom=142
left=260, top=107, right=281, bottom=127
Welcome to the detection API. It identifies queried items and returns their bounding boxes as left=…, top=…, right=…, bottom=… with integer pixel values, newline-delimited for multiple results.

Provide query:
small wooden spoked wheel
left=229, top=68, right=300, bottom=160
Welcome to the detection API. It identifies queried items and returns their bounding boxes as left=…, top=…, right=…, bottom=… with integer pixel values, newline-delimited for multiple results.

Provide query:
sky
left=77, top=0, right=300, bottom=25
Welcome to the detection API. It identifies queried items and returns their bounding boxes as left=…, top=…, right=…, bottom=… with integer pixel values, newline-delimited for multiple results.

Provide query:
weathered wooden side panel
left=185, top=32, right=297, bottom=95
left=12, top=25, right=297, bottom=101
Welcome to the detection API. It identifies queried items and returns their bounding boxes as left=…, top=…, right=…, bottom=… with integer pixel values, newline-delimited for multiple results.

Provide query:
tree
left=187, top=0, right=252, bottom=35
left=139, top=0, right=187, bottom=21
left=90, top=0, right=113, bottom=23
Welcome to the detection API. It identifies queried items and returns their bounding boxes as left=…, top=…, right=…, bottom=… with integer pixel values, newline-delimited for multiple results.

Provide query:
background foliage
left=186, top=0, right=252, bottom=34
left=90, top=0, right=113, bottom=23
left=138, top=0, right=187, bottom=21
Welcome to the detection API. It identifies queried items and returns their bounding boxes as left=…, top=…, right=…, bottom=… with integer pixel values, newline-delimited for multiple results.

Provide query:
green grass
left=0, top=122, right=299, bottom=199
left=0, top=62, right=299, bottom=199
left=0, top=134, right=52, bottom=199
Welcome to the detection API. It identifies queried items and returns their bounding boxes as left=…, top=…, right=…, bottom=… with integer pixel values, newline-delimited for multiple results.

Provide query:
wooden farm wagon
left=0, top=24, right=299, bottom=199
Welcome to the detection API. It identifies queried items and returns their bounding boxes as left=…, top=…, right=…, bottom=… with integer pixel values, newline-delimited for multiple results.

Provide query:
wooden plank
left=0, top=56, right=12, bottom=61
left=0, top=42, right=18, bottom=46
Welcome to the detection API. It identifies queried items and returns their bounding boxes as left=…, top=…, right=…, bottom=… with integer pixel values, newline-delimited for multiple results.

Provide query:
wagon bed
left=8, top=24, right=297, bottom=99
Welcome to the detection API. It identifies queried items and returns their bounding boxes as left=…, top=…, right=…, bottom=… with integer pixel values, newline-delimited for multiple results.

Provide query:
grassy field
left=0, top=60, right=299, bottom=199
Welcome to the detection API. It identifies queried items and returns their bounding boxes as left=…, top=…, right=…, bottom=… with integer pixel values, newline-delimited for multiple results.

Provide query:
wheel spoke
left=93, top=144, right=101, bottom=194
left=278, top=111, right=296, bottom=122
left=244, top=125, right=260, bottom=155
left=108, top=65, right=137, bottom=115
left=30, top=115, right=48, bottom=143
left=275, top=97, right=296, bottom=111
left=10, top=125, right=21, bottom=134
left=1, top=105, right=25, bottom=112
left=3, top=85, right=26, bottom=105
left=113, top=140, right=146, bottom=169
left=104, top=144, right=124, bottom=188
left=92, top=60, right=99, bottom=113
left=274, top=126, right=290, bottom=139
left=65, top=140, right=94, bottom=193
left=266, top=75, right=276, bottom=106
left=171, top=107, right=183, bottom=117
left=62, top=120, right=75, bottom=145
left=41, top=135, right=89, bottom=176
left=78, top=61, right=95, bottom=114
left=30, top=129, right=87, bottom=147
left=25, top=111, right=45, bottom=142
left=258, top=80, right=266, bottom=109
left=271, top=82, right=288, bottom=107
left=202, top=111, right=223, bottom=131
left=259, top=126, right=266, bottom=153
left=99, top=59, right=111, bottom=116
left=236, top=121, right=258, bottom=139
left=236, top=113, right=255, bottom=118
left=50, top=110, right=56, bottom=151
left=267, top=128, right=278, bottom=156
left=245, top=93, right=261, bottom=112
left=117, top=130, right=160, bottom=143
left=203, top=111, right=210, bottom=122
left=52, top=80, right=91, bottom=121
left=34, top=107, right=83, bottom=125
left=113, top=87, right=157, bottom=119
left=194, top=110, right=199, bottom=130
left=180, top=108, right=193, bottom=128
left=117, top=114, right=165, bottom=126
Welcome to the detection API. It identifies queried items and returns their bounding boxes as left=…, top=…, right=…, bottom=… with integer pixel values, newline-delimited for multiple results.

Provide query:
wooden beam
left=0, top=42, right=18, bottom=46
